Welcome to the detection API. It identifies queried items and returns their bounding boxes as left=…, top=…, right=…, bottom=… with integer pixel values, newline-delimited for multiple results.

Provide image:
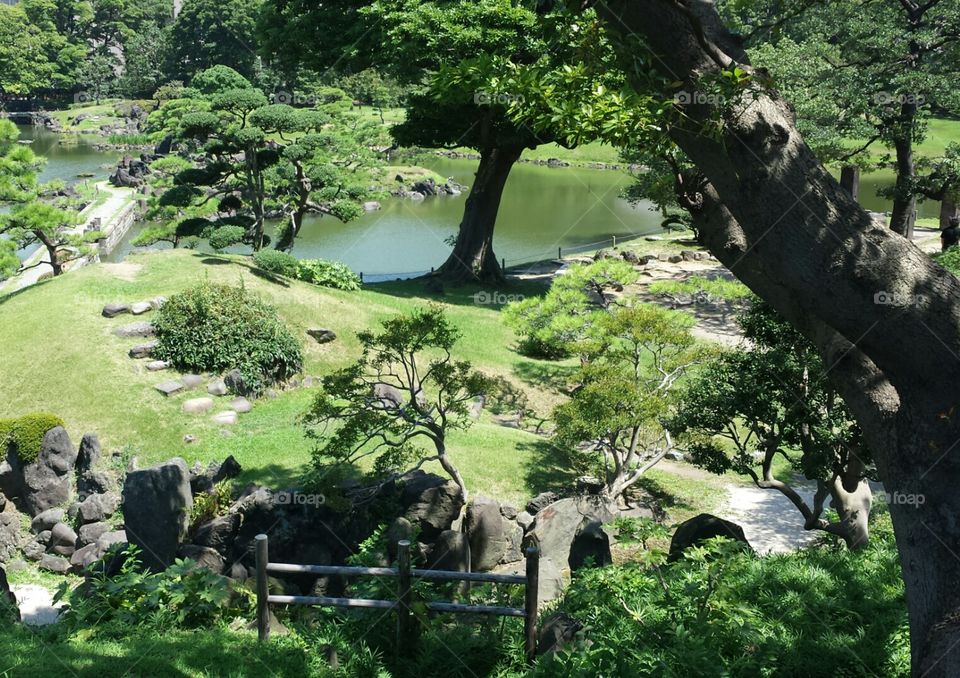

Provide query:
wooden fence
left=254, top=534, right=542, bottom=662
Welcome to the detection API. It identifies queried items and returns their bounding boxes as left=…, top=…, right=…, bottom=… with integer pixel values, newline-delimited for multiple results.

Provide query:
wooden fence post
left=256, top=534, right=270, bottom=642
left=612, top=235, right=617, bottom=249
left=558, top=246, right=562, bottom=260
left=397, top=540, right=413, bottom=651
left=524, top=546, right=540, bottom=664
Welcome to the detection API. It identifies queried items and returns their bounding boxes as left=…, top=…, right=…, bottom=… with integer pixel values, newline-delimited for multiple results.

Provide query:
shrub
left=253, top=249, right=300, bottom=278
left=296, top=259, right=362, bottom=291
left=58, top=545, right=249, bottom=634
left=1, top=413, right=65, bottom=464
left=152, top=282, right=303, bottom=395
left=189, top=481, right=233, bottom=529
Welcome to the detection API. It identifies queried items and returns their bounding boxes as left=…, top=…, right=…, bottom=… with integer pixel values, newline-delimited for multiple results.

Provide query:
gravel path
left=12, top=584, right=63, bottom=625
left=722, top=483, right=820, bottom=554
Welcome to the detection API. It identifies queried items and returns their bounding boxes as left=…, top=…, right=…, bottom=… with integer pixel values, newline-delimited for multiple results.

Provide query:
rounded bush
left=153, top=282, right=303, bottom=395
left=253, top=249, right=300, bottom=278
left=2, top=413, right=65, bottom=464
left=296, top=259, right=362, bottom=291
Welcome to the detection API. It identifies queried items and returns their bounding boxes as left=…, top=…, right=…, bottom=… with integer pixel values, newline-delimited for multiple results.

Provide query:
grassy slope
left=0, top=249, right=576, bottom=505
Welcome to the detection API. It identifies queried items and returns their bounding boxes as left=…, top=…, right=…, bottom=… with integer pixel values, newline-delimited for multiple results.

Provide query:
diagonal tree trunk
left=435, top=144, right=524, bottom=284
left=593, top=2, right=960, bottom=673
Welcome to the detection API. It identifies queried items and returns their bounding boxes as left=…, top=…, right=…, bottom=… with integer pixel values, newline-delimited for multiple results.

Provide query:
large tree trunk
left=890, top=129, right=917, bottom=238
left=435, top=145, right=524, bottom=284
left=595, top=2, right=960, bottom=674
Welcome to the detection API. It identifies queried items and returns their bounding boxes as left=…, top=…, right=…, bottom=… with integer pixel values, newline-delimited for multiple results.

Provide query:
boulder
left=31, top=508, right=65, bottom=534
left=76, top=492, right=120, bottom=524
left=178, top=544, right=225, bottom=574
left=39, top=554, right=70, bottom=574
left=129, top=341, right=158, bottom=359
left=75, top=434, right=101, bottom=476
left=400, top=471, right=464, bottom=541
left=36, top=531, right=51, bottom=546
left=96, top=530, right=127, bottom=551
left=516, top=511, right=534, bottom=531
left=668, top=513, right=752, bottom=562
left=384, top=517, right=414, bottom=560
left=22, top=541, right=45, bottom=562
left=228, top=561, right=249, bottom=582
left=537, top=612, right=584, bottom=656
left=78, top=521, right=111, bottom=546
left=0, top=514, right=21, bottom=563
left=13, top=427, right=78, bottom=516
left=154, top=380, right=185, bottom=397
left=525, top=497, right=614, bottom=573
left=307, top=328, right=338, bottom=344
left=101, top=303, right=130, bottom=318
left=0, top=566, right=19, bottom=621
left=77, top=469, right=114, bottom=498
left=230, top=397, right=252, bottom=414
left=526, top=492, right=560, bottom=515
left=146, top=361, right=170, bottom=372
left=207, top=379, right=227, bottom=396
left=224, top=369, right=254, bottom=397
left=70, top=543, right=101, bottom=570
left=181, top=374, right=205, bottom=390
left=123, top=458, right=193, bottom=571
left=50, top=522, right=78, bottom=547
left=466, top=496, right=509, bottom=571
left=501, top=521, right=524, bottom=565
left=182, top=397, right=215, bottom=414
left=113, top=321, right=155, bottom=338
left=130, top=301, right=152, bottom=315
left=500, top=504, right=518, bottom=520
left=425, top=530, right=469, bottom=571
left=189, top=456, right=242, bottom=495
left=212, top=411, right=238, bottom=426
left=191, top=513, right=240, bottom=555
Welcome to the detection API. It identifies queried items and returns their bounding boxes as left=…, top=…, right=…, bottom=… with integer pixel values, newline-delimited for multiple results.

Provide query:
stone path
left=11, top=584, right=63, bottom=625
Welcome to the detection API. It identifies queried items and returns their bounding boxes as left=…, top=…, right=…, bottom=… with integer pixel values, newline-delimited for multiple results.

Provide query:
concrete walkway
left=1, top=182, right=136, bottom=294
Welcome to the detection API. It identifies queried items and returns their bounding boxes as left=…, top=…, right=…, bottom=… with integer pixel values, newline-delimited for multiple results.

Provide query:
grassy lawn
left=0, top=249, right=577, bottom=503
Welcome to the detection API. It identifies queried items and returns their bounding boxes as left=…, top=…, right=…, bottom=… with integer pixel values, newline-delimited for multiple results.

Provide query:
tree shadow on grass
left=512, top=360, right=579, bottom=395
left=366, top=276, right=550, bottom=310
left=518, top=436, right=584, bottom=496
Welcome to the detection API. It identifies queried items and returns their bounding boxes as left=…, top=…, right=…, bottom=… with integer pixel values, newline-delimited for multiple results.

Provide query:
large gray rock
left=668, top=513, right=752, bottom=562
left=0, top=566, right=19, bottom=621
left=425, top=530, right=469, bottom=572
left=467, top=496, right=511, bottom=571
left=13, top=427, right=78, bottom=516
left=0, top=514, right=21, bottom=563
left=39, top=554, right=70, bottom=574
left=123, top=458, right=193, bottom=571
left=189, top=456, right=241, bottom=495
left=75, top=433, right=101, bottom=476
left=50, top=522, right=77, bottom=547
left=129, top=341, right=158, bottom=358
left=78, top=521, right=111, bottom=546
left=400, top=471, right=464, bottom=540
left=113, top=321, right=155, bottom=338
left=525, top=497, right=615, bottom=573
left=178, top=544, right=225, bottom=574
left=76, top=492, right=120, bottom=524
left=190, top=513, right=240, bottom=555
left=526, top=492, right=560, bottom=515
left=101, top=303, right=130, bottom=318
left=31, top=508, right=65, bottom=534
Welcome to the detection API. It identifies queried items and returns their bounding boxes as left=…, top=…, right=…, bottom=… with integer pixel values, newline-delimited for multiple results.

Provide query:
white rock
left=182, top=397, right=214, bottom=414
left=212, top=411, right=238, bottom=426
left=230, top=397, right=252, bottom=414
left=207, top=379, right=227, bottom=396
left=130, top=302, right=152, bottom=315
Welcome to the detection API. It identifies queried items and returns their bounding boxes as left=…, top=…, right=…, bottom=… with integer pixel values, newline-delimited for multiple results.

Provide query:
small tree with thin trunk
left=671, top=302, right=874, bottom=549
left=1, top=200, right=91, bottom=278
left=303, top=306, right=488, bottom=506
left=553, top=304, right=701, bottom=506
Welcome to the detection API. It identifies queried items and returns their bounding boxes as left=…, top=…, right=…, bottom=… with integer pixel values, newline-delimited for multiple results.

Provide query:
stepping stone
left=212, top=411, right=238, bottom=426
left=102, top=303, right=129, bottom=318
left=130, top=302, right=152, bottom=315
left=146, top=360, right=169, bottom=371
left=181, top=374, right=204, bottom=389
left=182, top=397, right=214, bottom=414
left=207, top=378, right=227, bottom=396
left=114, top=321, right=155, bottom=338
left=155, top=380, right=185, bottom=397
left=129, top=341, right=158, bottom=359
left=303, top=376, right=315, bottom=388
left=150, top=296, right=167, bottom=310
left=230, top=397, right=252, bottom=414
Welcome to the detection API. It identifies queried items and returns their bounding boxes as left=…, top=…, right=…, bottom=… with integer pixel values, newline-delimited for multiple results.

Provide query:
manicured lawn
left=0, top=250, right=573, bottom=502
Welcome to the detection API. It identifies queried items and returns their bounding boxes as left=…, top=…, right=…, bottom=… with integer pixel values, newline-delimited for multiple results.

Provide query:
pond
left=12, top=126, right=945, bottom=276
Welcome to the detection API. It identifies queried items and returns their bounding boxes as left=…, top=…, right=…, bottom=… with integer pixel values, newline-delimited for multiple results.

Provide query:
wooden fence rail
left=255, top=534, right=541, bottom=662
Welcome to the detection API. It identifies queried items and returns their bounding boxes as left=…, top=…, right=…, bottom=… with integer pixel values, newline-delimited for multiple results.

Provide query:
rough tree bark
left=594, top=2, right=960, bottom=674
left=435, top=145, right=525, bottom=283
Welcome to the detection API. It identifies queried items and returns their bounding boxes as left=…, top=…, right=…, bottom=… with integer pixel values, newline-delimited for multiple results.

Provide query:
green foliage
left=0, top=239, right=18, bottom=282
left=189, top=481, right=234, bottom=529
left=166, top=0, right=263, bottom=82
left=934, top=245, right=960, bottom=276
left=304, top=306, right=486, bottom=497
left=649, top=275, right=753, bottom=302
left=1, top=413, right=65, bottom=464
left=253, top=249, right=300, bottom=277
left=504, top=259, right=639, bottom=358
left=296, top=259, right=362, bottom=291
left=534, top=518, right=908, bottom=677
left=190, top=65, right=255, bottom=95
left=152, top=282, right=303, bottom=395
left=58, top=545, right=247, bottom=634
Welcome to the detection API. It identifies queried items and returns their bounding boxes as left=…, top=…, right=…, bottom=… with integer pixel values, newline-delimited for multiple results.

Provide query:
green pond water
left=13, top=126, right=944, bottom=276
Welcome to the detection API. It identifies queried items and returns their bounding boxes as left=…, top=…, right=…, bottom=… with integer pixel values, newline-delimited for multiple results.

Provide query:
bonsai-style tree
left=504, top=258, right=639, bottom=358
left=303, top=307, right=488, bottom=505
left=553, top=304, right=701, bottom=505
left=671, top=301, right=874, bottom=549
